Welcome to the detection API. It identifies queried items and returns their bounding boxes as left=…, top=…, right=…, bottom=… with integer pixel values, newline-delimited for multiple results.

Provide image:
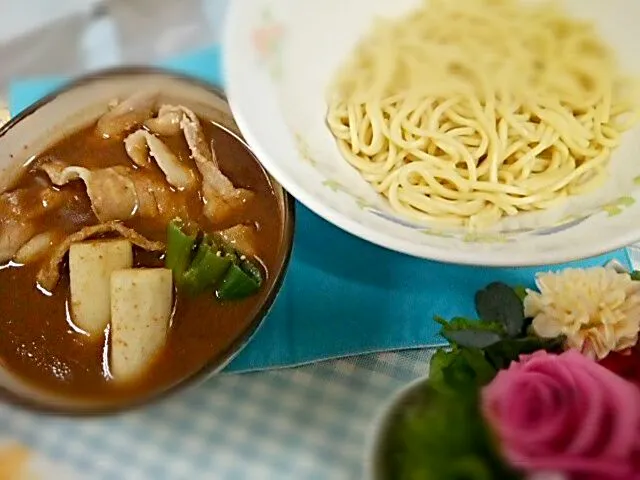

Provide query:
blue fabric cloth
left=9, top=45, right=633, bottom=372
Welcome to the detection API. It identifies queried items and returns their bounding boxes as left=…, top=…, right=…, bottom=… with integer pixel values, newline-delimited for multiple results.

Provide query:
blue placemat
left=9, top=45, right=633, bottom=373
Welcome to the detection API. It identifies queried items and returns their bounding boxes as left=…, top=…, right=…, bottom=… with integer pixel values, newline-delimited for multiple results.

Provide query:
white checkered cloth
left=0, top=350, right=434, bottom=479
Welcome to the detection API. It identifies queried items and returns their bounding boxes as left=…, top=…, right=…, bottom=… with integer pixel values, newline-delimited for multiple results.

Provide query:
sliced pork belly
left=149, top=104, right=254, bottom=223
left=0, top=188, right=68, bottom=263
left=36, top=221, right=164, bottom=291
left=124, top=129, right=197, bottom=190
left=38, top=160, right=189, bottom=224
left=95, top=90, right=158, bottom=139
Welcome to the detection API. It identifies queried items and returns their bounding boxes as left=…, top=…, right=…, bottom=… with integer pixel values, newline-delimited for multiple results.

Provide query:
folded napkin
left=9, top=45, right=633, bottom=373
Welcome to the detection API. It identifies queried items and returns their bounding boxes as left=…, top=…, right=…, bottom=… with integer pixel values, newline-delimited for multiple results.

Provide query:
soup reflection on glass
left=0, top=88, right=285, bottom=408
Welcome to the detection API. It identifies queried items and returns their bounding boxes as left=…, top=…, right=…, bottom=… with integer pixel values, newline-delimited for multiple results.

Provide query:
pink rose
left=482, top=350, right=640, bottom=479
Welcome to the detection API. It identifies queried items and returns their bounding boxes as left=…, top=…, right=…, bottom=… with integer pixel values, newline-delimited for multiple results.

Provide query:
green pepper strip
left=182, top=241, right=232, bottom=296
left=165, top=219, right=197, bottom=284
left=217, top=259, right=264, bottom=301
left=241, top=259, right=263, bottom=286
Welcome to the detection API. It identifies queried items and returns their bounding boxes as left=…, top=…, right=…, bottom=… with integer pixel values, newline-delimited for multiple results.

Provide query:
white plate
left=224, top=0, right=640, bottom=266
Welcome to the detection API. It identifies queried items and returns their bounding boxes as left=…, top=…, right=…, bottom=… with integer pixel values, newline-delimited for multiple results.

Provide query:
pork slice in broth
left=37, top=221, right=165, bottom=292
left=0, top=220, right=35, bottom=264
left=38, top=160, right=189, bottom=224
left=95, top=90, right=158, bottom=139
left=127, top=171, right=190, bottom=222
left=13, top=231, right=62, bottom=264
left=196, top=155, right=253, bottom=224
left=0, top=188, right=68, bottom=263
left=40, top=160, right=138, bottom=222
left=144, top=105, right=182, bottom=136
left=217, top=224, right=258, bottom=257
left=124, top=129, right=197, bottom=190
left=149, top=104, right=254, bottom=223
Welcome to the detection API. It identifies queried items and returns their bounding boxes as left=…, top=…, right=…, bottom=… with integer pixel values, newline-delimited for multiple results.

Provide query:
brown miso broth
left=0, top=116, right=283, bottom=402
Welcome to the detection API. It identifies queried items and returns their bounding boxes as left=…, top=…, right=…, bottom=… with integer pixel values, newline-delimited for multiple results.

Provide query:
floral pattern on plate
left=250, top=7, right=285, bottom=80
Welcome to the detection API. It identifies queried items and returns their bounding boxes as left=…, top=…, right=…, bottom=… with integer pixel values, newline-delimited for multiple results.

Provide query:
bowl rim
left=0, top=66, right=297, bottom=416
left=363, top=375, right=429, bottom=480
left=223, top=1, right=640, bottom=267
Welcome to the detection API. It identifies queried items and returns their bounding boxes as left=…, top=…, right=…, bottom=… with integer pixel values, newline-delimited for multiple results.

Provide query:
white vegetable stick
left=109, top=268, right=173, bottom=382
left=68, top=239, right=133, bottom=335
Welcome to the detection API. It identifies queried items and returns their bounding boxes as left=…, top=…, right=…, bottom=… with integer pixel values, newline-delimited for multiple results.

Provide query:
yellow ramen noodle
left=326, top=0, right=640, bottom=228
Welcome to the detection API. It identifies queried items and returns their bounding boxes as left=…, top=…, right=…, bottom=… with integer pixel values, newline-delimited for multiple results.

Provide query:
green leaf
left=434, top=315, right=449, bottom=327
left=441, top=356, right=479, bottom=390
left=631, top=270, right=640, bottom=281
left=429, top=346, right=497, bottom=394
left=441, top=348, right=496, bottom=389
left=442, top=328, right=504, bottom=349
left=428, top=347, right=454, bottom=387
left=438, top=316, right=504, bottom=333
left=484, top=335, right=565, bottom=370
left=436, top=316, right=505, bottom=349
left=461, top=349, right=497, bottom=385
left=512, top=285, right=527, bottom=302
left=475, top=282, right=525, bottom=337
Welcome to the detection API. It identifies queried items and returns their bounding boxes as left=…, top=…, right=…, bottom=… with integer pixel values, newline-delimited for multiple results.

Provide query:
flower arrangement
left=380, top=264, right=640, bottom=480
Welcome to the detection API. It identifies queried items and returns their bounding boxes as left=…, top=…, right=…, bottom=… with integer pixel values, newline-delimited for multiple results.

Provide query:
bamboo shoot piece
left=69, top=239, right=133, bottom=335
left=109, top=268, right=173, bottom=382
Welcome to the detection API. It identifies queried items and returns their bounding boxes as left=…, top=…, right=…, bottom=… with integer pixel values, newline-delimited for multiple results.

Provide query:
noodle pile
left=326, top=0, right=640, bottom=228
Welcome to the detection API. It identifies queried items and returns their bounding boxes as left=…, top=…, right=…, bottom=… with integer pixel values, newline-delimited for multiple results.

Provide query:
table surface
left=0, top=2, right=435, bottom=479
